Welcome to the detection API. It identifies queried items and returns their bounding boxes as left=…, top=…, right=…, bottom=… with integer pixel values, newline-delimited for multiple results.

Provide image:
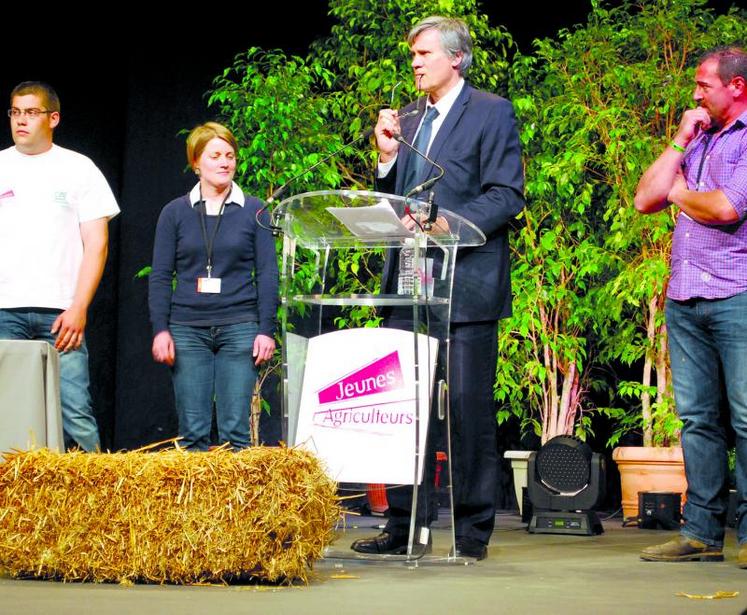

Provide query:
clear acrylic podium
left=273, top=189, right=485, bottom=562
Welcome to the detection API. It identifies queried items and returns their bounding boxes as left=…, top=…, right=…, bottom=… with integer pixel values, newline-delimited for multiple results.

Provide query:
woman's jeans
left=170, top=322, right=259, bottom=451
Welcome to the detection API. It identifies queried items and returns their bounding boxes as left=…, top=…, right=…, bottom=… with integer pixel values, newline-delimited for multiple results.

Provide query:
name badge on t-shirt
left=197, top=277, right=222, bottom=294
left=53, top=191, right=69, bottom=205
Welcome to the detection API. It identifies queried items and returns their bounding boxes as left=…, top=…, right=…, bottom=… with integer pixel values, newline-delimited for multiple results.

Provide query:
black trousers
left=385, top=320, right=500, bottom=545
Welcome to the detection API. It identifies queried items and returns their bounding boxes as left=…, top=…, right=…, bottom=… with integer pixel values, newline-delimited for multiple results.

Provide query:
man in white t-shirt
left=0, top=81, right=120, bottom=451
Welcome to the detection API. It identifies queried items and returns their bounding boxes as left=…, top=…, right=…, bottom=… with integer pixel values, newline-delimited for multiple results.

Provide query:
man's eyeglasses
left=7, top=108, right=52, bottom=119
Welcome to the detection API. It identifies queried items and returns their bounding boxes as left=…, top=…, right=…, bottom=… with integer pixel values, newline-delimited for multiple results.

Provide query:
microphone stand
left=260, top=127, right=375, bottom=234
left=393, top=133, right=445, bottom=229
left=261, top=107, right=425, bottom=234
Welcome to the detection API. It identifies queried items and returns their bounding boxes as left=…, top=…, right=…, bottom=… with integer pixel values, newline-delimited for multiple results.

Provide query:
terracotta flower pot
left=612, top=446, right=687, bottom=520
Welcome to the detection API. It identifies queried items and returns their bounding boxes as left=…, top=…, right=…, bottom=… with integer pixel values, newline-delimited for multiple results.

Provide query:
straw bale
left=0, top=446, right=340, bottom=584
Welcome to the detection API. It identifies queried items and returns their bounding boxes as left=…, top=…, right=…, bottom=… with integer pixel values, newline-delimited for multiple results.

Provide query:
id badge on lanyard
left=197, top=187, right=230, bottom=294
left=197, top=276, right=222, bottom=294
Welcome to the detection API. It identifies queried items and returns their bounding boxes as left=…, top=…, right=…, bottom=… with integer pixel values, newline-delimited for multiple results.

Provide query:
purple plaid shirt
left=668, top=109, right=747, bottom=300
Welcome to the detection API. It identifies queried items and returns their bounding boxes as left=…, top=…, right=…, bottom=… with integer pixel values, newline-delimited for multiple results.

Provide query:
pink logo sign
left=318, top=351, right=404, bottom=404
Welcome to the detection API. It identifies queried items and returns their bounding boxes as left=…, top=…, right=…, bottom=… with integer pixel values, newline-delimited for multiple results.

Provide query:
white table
left=0, top=340, right=64, bottom=455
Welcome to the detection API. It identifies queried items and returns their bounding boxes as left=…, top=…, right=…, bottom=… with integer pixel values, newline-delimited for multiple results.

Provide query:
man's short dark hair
left=698, top=46, right=747, bottom=85
left=10, top=81, right=60, bottom=113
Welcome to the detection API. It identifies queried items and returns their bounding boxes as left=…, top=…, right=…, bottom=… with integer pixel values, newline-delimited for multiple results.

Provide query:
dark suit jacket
left=376, top=83, right=525, bottom=323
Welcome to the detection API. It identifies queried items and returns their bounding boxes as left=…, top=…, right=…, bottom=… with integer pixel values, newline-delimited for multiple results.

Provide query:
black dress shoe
left=453, top=538, right=488, bottom=561
left=351, top=531, right=431, bottom=555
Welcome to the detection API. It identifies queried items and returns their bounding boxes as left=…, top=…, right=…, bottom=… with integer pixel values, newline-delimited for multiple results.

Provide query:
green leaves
left=501, top=0, right=747, bottom=446
left=205, top=0, right=515, bottom=335
left=201, top=0, right=746, bottom=446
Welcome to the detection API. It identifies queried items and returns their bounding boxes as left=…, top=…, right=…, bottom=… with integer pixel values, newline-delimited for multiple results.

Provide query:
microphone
left=261, top=106, right=424, bottom=232
left=391, top=85, right=443, bottom=199
left=257, top=126, right=375, bottom=233
left=267, top=125, right=375, bottom=206
left=392, top=133, right=446, bottom=199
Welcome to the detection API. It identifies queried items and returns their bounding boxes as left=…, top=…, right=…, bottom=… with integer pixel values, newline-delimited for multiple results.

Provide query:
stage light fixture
left=526, top=435, right=605, bottom=535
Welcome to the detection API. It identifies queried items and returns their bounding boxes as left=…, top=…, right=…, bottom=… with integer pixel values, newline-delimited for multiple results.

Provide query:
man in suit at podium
left=351, top=16, right=525, bottom=560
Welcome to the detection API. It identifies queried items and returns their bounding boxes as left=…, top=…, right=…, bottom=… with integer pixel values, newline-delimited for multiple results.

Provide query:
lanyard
left=197, top=186, right=231, bottom=277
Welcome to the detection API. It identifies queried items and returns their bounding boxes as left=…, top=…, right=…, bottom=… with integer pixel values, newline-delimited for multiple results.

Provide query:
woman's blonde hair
left=186, top=122, right=238, bottom=169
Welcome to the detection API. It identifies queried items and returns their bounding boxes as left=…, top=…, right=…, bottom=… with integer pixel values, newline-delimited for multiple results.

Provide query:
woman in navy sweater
left=149, top=122, right=278, bottom=450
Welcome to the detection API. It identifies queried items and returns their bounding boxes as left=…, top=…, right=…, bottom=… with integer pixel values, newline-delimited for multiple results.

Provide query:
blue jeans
left=0, top=308, right=100, bottom=451
left=170, top=322, right=259, bottom=451
left=667, top=290, right=747, bottom=547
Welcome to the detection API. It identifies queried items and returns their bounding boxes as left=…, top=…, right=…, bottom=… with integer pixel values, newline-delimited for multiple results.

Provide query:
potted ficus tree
left=497, top=203, right=603, bottom=512
left=498, top=0, right=747, bottom=519
left=558, top=0, right=747, bottom=520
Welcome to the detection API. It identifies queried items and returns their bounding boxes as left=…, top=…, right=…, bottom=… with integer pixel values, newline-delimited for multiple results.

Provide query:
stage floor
left=1, top=512, right=744, bottom=614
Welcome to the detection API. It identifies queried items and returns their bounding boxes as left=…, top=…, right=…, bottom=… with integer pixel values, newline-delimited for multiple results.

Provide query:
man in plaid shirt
left=635, top=46, right=747, bottom=568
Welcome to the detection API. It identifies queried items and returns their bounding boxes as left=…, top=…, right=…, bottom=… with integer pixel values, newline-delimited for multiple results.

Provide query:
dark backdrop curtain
left=0, top=19, right=329, bottom=450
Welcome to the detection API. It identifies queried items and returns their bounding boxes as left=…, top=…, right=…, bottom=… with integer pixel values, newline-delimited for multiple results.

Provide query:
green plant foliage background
left=502, top=0, right=746, bottom=446
left=207, top=0, right=747, bottom=447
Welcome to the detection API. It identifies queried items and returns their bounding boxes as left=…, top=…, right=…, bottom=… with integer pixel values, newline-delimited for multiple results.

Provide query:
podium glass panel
left=274, top=190, right=485, bottom=562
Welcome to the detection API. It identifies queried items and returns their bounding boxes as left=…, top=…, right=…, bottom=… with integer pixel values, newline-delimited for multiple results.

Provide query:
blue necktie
left=403, top=106, right=439, bottom=194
